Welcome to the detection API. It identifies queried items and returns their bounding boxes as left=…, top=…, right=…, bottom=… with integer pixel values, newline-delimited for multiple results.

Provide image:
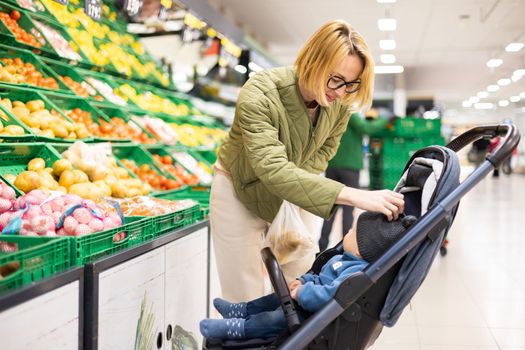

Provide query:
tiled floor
left=370, top=171, right=525, bottom=350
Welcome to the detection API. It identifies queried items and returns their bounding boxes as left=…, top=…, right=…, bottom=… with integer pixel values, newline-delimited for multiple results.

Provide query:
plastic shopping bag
left=264, top=201, right=316, bottom=265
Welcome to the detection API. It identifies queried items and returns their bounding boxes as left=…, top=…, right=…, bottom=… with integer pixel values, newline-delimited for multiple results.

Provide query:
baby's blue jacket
left=297, top=252, right=368, bottom=312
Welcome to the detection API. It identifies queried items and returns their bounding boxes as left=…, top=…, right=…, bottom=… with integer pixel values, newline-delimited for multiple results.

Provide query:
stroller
left=204, top=124, right=520, bottom=350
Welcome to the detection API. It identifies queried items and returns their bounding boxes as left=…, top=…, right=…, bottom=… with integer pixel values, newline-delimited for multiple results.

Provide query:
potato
left=28, top=158, right=46, bottom=171
left=3, top=174, right=16, bottom=183
left=14, top=171, right=42, bottom=193
left=0, top=98, right=12, bottom=112
left=52, top=159, right=73, bottom=177
left=12, top=107, right=30, bottom=119
left=25, top=100, right=45, bottom=112
left=12, top=101, right=25, bottom=108
left=20, top=115, right=39, bottom=128
left=40, top=129, right=55, bottom=138
left=72, top=170, right=89, bottom=184
left=59, top=169, right=75, bottom=189
left=3, top=125, right=25, bottom=135
left=49, top=124, right=68, bottom=138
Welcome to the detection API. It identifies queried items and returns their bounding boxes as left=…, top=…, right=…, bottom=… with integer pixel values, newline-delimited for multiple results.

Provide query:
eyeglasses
left=327, top=74, right=361, bottom=94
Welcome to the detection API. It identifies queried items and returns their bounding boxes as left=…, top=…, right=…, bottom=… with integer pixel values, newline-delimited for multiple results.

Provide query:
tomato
left=10, top=10, right=21, bottom=21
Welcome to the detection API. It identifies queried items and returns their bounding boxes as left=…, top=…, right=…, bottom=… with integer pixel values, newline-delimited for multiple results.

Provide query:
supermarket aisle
left=371, top=172, right=525, bottom=350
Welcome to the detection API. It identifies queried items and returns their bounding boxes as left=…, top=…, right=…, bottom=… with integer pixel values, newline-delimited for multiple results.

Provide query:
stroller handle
left=446, top=124, right=520, bottom=167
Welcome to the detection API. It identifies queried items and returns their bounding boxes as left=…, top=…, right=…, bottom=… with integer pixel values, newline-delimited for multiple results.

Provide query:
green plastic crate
left=146, top=147, right=204, bottom=188
left=148, top=201, right=202, bottom=236
left=0, top=3, right=56, bottom=55
left=0, top=143, right=61, bottom=192
left=155, top=187, right=210, bottom=208
left=41, top=93, right=133, bottom=143
left=40, top=57, right=103, bottom=100
left=0, top=87, right=92, bottom=143
left=393, top=118, right=441, bottom=137
left=0, top=235, right=71, bottom=294
left=112, top=144, right=188, bottom=196
left=0, top=104, right=35, bottom=143
left=71, top=216, right=152, bottom=265
left=94, top=105, right=161, bottom=144
left=0, top=44, right=69, bottom=92
left=5, top=0, right=53, bottom=18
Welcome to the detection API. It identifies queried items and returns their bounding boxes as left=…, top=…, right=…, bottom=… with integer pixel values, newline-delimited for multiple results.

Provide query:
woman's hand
left=336, top=187, right=404, bottom=221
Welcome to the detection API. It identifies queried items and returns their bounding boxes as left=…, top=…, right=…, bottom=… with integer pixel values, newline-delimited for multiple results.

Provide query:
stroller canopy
left=380, top=146, right=460, bottom=326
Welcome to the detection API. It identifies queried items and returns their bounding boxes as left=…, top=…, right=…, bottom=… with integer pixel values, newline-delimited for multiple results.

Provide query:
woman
left=211, top=20, right=404, bottom=302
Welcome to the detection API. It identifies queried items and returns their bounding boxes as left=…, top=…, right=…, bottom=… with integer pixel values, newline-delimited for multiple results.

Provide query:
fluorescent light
left=374, top=65, right=404, bottom=74
left=487, top=84, right=500, bottom=92
left=377, top=0, right=396, bottom=3
left=497, top=78, right=511, bottom=86
left=248, top=62, right=263, bottom=72
left=486, top=58, right=503, bottom=68
left=505, top=42, right=524, bottom=52
left=379, top=39, right=396, bottom=50
left=520, top=91, right=525, bottom=98
left=234, top=65, right=247, bottom=74
left=380, top=54, right=396, bottom=64
left=514, top=69, right=525, bottom=76
left=510, top=96, right=521, bottom=102
left=378, top=18, right=397, bottom=31
left=474, top=102, right=494, bottom=109
left=477, top=91, right=489, bottom=98
left=512, top=74, right=522, bottom=82
left=469, top=96, right=480, bottom=103
left=462, top=100, right=472, bottom=108
left=498, top=100, right=510, bottom=107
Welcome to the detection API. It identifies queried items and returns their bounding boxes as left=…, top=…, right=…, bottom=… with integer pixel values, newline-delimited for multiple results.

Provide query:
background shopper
left=319, top=110, right=393, bottom=251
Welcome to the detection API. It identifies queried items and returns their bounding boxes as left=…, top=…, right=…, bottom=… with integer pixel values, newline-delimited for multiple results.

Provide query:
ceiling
left=207, top=0, right=525, bottom=112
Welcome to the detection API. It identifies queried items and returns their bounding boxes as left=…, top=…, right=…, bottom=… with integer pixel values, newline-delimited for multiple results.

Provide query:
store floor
left=370, top=171, right=525, bottom=350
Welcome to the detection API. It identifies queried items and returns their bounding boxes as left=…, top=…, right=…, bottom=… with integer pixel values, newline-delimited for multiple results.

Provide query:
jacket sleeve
left=299, top=272, right=320, bottom=284
left=297, top=264, right=364, bottom=313
left=350, top=113, right=389, bottom=135
left=301, top=109, right=352, bottom=174
left=237, top=95, right=344, bottom=219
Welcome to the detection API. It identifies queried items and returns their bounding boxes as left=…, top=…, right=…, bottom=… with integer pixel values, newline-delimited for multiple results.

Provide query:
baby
left=200, top=211, right=417, bottom=340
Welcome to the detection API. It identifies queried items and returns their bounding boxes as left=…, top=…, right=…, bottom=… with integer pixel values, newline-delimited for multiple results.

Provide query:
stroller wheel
left=440, top=246, right=447, bottom=256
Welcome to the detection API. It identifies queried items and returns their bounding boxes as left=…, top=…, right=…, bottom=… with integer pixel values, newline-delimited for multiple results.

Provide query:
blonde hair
left=295, top=20, right=374, bottom=109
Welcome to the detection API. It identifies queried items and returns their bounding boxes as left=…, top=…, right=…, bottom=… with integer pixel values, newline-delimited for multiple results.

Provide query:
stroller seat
left=204, top=124, right=520, bottom=350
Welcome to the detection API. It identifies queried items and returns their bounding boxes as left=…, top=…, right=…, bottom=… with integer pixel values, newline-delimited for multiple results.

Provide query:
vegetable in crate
left=121, top=159, right=182, bottom=191
left=152, top=154, right=199, bottom=186
left=132, top=116, right=178, bottom=145
left=0, top=11, right=42, bottom=48
left=1, top=97, right=89, bottom=139
left=59, top=76, right=102, bottom=100
left=0, top=57, right=59, bottom=89
left=112, top=196, right=197, bottom=216
left=0, top=190, right=122, bottom=237
left=0, top=181, right=16, bottom=214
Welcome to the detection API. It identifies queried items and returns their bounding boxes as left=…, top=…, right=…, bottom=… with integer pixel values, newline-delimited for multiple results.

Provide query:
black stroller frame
left=205, top=124, right=520, bottom=350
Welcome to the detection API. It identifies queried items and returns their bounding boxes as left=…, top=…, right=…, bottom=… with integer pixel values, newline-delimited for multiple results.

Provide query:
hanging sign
left=84, top=0, right=101, bottom=20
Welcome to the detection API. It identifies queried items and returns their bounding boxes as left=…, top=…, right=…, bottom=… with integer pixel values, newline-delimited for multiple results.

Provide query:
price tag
left=53, top=0, right=68, bottom=5
left=124, top=0, right=143, bottom=18
left=84, top=0, right=101, bottom=20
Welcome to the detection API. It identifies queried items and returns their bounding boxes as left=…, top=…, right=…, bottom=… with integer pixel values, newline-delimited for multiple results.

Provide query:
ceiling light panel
left=380, top=54, right=396, bottom=64
left=379, top=39, right=396, bottom=50
left=505, top=43, right=524, bottom=52
left=486, top=59, right=503, bottom=68
left=378, top=18, right=397, bottom=31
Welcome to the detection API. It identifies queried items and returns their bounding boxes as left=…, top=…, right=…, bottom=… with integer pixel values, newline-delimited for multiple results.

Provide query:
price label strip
left=53, top=0, right=68, bottom=5
left=85, top=0, right=101, bottom=20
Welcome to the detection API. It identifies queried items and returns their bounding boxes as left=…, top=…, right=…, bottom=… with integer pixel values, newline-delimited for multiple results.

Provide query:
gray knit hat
left=356, top=212, right=417, bottom=262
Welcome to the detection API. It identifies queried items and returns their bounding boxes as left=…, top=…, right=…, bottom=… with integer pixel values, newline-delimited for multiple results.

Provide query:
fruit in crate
left=40, top=0, right=80, bottom=28
left=121, top=159, right=182, bottom=191
left=115, top=84, right=181, bottom=114
left=0, top=57, right=59, bottom=89
left=152, top=154, right=199, bottom=186
left=67, top=28, right=108, bottom=66
left=0, top=11, right=42, bottom=48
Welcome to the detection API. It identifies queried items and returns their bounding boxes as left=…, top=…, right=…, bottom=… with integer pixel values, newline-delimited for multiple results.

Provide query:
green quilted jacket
left=218, top=66, right=351, bottom=222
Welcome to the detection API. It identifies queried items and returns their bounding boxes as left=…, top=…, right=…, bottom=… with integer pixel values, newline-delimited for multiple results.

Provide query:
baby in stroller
left=200, top=211, right=417, bottom=341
